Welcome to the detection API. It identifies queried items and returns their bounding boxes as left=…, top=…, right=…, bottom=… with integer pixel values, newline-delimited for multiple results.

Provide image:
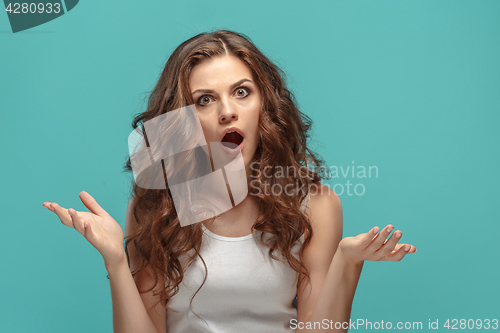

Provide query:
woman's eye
left=235, top=87, right=249, bottom=98
left=198, top=96, right=213, bottom=106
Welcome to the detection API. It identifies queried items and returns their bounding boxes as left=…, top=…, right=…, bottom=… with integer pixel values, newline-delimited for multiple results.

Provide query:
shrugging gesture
left=339, top=224, right=417, bottom=264
left=43, top=191, right=125, bottom=267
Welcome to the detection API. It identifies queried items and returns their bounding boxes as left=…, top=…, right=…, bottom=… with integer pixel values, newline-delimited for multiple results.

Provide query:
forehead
left=189, top=55, right=253, bottom=91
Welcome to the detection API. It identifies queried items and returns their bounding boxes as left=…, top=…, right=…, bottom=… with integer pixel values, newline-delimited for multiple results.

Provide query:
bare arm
left=295, top=184, right=416, bottom=333
left=108, top=196, right=167, bottom=333
left=42, top=192, right=166, bottom=333
left=106, top=259, right=161, bottom=333
left=296, top=185, right=356, bottom=333
left=298, top=248, right=363, bottom=332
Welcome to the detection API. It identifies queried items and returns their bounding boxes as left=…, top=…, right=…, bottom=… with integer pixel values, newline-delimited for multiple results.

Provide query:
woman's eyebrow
left=191, top=78, right=252, bottom=95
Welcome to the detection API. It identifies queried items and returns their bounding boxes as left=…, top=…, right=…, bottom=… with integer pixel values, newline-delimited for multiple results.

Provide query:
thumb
left=82, top=218, right=95, bottom=243
left=79, top=191, right=109, bottom=217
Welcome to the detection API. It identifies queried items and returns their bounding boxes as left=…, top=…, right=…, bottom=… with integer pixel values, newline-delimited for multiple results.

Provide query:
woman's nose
left=219, top=101, right=238, bottom=123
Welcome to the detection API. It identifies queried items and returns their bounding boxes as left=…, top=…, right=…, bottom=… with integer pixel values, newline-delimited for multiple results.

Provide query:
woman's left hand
left=338, top=224, right=417, bottom=264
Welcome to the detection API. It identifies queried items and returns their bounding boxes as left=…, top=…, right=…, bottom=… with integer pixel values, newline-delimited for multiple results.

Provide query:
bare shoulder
left=307, top=183, right=342, bottom=210
left=305, top=183, right=343, bottom=241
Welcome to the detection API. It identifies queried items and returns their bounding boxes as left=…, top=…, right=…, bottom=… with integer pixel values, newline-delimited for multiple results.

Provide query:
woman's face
left=189, top=54, right=262, bottom=171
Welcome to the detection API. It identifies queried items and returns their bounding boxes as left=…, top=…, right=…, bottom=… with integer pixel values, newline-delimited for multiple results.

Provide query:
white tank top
left=166, top=193, right=310, bottom=333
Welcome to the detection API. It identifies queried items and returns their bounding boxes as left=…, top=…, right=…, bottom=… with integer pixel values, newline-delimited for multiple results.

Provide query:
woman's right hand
left=43, top=191, right=126, bottom=268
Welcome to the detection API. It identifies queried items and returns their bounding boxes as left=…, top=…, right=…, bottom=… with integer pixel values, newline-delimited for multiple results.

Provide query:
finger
left=392, top=243, right=417, bottom=253
left=384, top=243, right=412, bottom=261
left=83, top=217, right=94, bottom=242
left=404, top=244, right=417, bottom=253
left=357, top=226, right=381, bottom=249
left=51, top=203, right=73, bottom=227
left=373, top=230, right=402, bottom=260
left=49, top=203, right=58, bottom=214
left=366, top=224, right=394, bottom=253
left=68, top=208, right=85, bottom=235
left=79, top=191, right=109, bottom=217
left=43, top=202, right=55, bottom=212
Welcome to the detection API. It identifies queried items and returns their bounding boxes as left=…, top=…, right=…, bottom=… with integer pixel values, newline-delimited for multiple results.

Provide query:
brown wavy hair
left=122, top=30, right=329, bottom=316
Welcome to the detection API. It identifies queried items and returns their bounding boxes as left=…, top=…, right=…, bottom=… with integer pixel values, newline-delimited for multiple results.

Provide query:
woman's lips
left=221, top=137, right=244, bottom=155
left=219, top=126, right=245, bottom=142
left=220, top=126, right=245, bottom=155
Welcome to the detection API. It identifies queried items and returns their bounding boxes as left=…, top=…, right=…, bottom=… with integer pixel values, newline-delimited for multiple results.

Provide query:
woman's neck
left=202, top=194, right=259, bottom=236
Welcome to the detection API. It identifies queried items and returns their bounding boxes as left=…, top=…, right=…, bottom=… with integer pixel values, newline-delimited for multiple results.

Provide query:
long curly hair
left=122, top=30, right=329, bottom=314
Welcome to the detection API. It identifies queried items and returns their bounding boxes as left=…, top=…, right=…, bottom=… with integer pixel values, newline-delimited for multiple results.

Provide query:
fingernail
left=404, top=245, right=410, bottom=251
left=387, top=227, right=393, bottom=233
left=373, top=227, right=380, bottom=233
left=395, top=232, right=402, bottom=238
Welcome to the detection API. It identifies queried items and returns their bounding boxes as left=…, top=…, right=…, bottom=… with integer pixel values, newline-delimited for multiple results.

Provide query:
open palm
left=339, top=224, right=417, bottom=264
left=43, top=191, right=125, bottom=266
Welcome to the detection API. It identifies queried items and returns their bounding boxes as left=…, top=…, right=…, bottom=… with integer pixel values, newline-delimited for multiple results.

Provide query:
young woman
left=43, top=30, right=416, bottom=333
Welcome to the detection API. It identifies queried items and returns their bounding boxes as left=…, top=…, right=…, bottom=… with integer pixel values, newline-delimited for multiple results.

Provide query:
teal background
left=1, top=0, right=499, bottom=332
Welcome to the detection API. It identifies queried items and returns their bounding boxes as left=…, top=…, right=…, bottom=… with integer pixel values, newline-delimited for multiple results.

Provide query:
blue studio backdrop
left=1, top=1, right=499, bottom=332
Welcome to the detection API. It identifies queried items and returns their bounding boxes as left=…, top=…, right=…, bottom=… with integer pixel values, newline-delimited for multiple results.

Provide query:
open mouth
left=221, top=131, right=244, bottom=148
